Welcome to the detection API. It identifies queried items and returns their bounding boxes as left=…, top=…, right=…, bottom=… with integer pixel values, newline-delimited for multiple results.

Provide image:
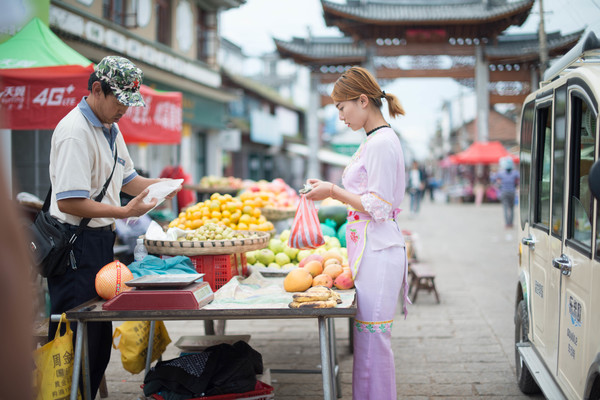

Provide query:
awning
left=0, top=18, right=183, bottom=143
left=453, top=141, right=519, bottom=165
left=286, top=143, right=352, bottom=167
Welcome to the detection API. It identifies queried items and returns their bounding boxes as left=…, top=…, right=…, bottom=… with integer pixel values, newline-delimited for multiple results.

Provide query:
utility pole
left=538, top=0, right=549, bottom=77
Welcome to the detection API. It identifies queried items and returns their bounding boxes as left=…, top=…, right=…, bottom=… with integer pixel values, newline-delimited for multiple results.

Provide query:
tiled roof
left=274, top=31, right=582, bottom=63
left=485, top=30, right=583, bottom=58
left=322, top=0, right=534, bottom=24
left=274, top=37, right=366, bottom=62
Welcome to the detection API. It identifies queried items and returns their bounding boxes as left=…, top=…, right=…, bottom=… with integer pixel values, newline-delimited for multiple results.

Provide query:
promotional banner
left=0, top=64, right=93, bottom=130
left=119, top=85, right=183, bottom=144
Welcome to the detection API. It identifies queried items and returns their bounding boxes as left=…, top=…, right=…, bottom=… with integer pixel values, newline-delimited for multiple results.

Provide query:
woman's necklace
left=365, top=124, right=389, bottom=136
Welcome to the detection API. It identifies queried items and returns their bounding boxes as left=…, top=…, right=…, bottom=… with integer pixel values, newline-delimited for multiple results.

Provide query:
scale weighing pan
left=125, top=273, right=205, bottom=288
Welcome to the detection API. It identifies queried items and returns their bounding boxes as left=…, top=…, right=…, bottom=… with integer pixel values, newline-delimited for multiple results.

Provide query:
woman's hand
left=305, top=179, right=332, bottom=201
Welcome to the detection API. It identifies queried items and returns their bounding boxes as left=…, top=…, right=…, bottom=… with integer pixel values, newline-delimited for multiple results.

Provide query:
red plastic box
left=188, top=253, right=248, bottom=291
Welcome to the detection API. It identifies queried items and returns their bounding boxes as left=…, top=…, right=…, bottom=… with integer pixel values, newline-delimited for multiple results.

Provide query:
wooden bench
left=408, top=264, right=440, bottom=303
left=33, top=318, right=108, bottom=398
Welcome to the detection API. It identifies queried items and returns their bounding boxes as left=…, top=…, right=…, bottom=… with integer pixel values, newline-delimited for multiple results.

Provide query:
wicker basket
left=144, top=231, right=270, bottom=256
left=259, top=207, right=296, bottom=221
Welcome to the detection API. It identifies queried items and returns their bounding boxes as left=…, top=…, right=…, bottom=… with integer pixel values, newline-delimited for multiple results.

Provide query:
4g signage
left=31, top=85, right=79, bottom=108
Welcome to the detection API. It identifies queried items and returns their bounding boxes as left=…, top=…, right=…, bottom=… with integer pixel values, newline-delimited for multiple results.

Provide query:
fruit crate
left=188, top=253, right=247, bottom=291
left=149, top=381, right=274, bottom=400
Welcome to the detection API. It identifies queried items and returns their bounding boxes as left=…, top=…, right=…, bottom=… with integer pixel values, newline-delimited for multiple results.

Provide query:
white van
left=515, top=30, right=600, bottom=399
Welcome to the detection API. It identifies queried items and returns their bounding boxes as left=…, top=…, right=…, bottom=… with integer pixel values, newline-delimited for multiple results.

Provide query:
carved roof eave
left=321, top=0, right=534, bottom=39
left=274, top=38, right=366, bottom=66
left=193, top=0, right=245, bottom=11
left=486, top=30, right=583, bottom=63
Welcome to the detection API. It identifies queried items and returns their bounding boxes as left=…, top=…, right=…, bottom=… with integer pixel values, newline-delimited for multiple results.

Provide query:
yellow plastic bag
left=112, top=320, right=171, bottom=374
left=33, top=313, right=82, bottom=400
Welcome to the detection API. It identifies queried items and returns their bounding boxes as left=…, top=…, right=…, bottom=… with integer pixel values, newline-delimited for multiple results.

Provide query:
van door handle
left=521, top=236, right=536, bottom=250
left=552, top=254, right=572, bottom=276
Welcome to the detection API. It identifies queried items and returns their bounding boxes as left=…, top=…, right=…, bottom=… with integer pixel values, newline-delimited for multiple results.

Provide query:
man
left=491, top=156, right=520, bottom=228
left=47, top=55, right=181, bottom=398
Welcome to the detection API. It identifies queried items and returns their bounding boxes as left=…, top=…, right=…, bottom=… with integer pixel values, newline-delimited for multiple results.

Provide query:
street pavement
left=99, top=197, right=546, bottom=399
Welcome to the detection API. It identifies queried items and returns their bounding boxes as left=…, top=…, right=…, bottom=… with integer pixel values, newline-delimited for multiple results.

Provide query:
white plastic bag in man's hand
left=127, top=179, right=183, bottom=224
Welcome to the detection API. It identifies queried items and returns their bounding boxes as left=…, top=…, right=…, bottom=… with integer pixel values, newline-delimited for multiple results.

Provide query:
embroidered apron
left=346, top=207, right=411, bottom=314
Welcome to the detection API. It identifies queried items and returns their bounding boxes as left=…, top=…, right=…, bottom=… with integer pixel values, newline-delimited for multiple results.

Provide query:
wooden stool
left=33, top=318, right=109, bottom=398
left=409, top=264, right=440, bottom=303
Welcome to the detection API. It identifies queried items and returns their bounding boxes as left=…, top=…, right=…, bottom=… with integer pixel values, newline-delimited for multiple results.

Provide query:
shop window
left=103, top=0, right=138, bottom=28
left=156, top=0, right=172, bottom=46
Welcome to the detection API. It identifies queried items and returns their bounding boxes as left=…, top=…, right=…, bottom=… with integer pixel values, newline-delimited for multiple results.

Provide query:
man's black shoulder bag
left=28, top=149, right=118, bottom=278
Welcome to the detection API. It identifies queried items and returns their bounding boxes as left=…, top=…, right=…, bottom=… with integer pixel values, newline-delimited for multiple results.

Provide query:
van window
left=520, top=101, right=534, bottom=229
left=534, top=105, right=552, bottom=229
left=552, top=86, right=567, bottom=237
left=568, top=94, right=595, bottom=253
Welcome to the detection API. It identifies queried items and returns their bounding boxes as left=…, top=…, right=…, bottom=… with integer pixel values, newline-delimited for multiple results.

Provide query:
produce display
left=168, top=193, right=275, bottom=232
left=280, top=245, right=354, bottom=291
left=240, top=178, right=299, bottom=209
left=177, top=222, right=259, bottom=241
left=246, top=229, right=347, bottom=271
left=198, top=175, right=242, bottom=189
left=288, top=286, right=341, bottom=309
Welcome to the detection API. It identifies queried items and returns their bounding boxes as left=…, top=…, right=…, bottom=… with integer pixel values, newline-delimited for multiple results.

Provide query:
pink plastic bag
left=288, top=195, right=325, bottom=249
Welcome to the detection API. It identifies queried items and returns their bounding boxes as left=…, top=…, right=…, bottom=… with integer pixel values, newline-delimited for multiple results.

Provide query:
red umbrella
left=454, top=141, right=519, bottom=165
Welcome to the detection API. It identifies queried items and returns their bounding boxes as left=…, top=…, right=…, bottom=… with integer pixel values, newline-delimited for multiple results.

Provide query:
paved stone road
left=99, top=198, right=546, bottom=399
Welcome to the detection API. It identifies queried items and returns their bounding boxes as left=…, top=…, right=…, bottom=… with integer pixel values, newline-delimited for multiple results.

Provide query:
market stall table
left=57, top=286, right=356, bottom=400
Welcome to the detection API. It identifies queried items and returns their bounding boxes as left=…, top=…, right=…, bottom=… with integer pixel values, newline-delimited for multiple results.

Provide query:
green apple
left=254, top=262, right=266, bottom=269
left=275, top=252, right=291, bottom=266
left=256, top=248, right=275, bottom=265
left=268, top=262, right=282, bottom=269
left=325, top=236, right=341, bottom=250
left=279, top=229, right=291, bottom=242
left=246, top=250, right=257, bottom=265
left=281, top=263, right=296, bottom=270
left=268, top=238, right=285, bottom=254
left=297, top=249, right=312, bottom=262
left=283, top=245, right=299, bottom=261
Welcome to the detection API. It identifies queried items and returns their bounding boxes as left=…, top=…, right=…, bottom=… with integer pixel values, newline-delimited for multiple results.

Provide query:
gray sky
left=221, top=0, right=600, bottom=159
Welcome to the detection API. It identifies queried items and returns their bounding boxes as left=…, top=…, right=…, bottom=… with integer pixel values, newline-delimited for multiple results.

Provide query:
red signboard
left=0, top=64, right=93, bottom=130
left=0, top=65, right=182, bottom=144
left=119, top=85, right=182, bottom=144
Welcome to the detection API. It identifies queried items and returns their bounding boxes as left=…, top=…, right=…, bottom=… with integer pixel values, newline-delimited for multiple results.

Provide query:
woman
left=305, top=66, right=410, bottom=399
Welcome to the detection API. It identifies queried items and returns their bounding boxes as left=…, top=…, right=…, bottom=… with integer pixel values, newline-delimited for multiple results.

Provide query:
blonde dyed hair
left=331, top=66, right=405, bottom=118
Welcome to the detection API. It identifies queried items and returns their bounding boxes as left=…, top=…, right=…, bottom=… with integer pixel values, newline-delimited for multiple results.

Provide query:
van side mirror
left=589, top=161, right=600, bottom=200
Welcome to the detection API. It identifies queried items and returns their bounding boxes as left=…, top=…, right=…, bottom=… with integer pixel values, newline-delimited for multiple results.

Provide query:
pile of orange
left=168, top=193, right=275, bottom=232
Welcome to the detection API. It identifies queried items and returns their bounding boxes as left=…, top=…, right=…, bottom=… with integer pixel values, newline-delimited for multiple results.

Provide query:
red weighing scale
left=102, top=274, right=214, bottom=311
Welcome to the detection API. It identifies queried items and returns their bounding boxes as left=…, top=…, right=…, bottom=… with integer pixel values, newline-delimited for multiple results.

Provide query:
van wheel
left=515, top=299, right=541, bottom=394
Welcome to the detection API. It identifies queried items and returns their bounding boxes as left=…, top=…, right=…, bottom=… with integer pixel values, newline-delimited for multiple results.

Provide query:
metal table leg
left=81, top=322, right=91, bottom=400
left=145, top=320, right=156, bottom=374
left=70, top=321, right=83, bottom=400
left=327, top=319, right=341, bottom=398
left=318, top=316, right=334, bottom=400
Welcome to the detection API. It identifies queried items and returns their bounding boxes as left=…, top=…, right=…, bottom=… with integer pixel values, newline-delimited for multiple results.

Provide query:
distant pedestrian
left=491, top=157, right=519, bottom=228
left=407, top=161, right=425, bottom=214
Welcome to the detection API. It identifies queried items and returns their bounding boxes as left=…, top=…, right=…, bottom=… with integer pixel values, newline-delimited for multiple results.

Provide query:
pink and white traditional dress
left=342, top=126, right=410, bottom=400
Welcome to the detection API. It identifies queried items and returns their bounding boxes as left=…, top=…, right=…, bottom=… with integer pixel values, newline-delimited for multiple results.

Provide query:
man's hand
left=162, top=179, right=182, bottom=200
left=124, top=189, right=158, bottom=217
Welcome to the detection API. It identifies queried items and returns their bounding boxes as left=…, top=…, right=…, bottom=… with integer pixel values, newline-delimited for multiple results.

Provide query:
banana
left=329, top=290, right=342, bottom=304
left=288, top=299, right=337, bottom=308
left=293, top=292, right=331, bottom=302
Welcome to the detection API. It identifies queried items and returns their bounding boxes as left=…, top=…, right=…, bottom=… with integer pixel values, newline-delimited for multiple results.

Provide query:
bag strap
left=43, top=147, right=119, bottom=239
left=75, top=146, right=119, bottom=234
